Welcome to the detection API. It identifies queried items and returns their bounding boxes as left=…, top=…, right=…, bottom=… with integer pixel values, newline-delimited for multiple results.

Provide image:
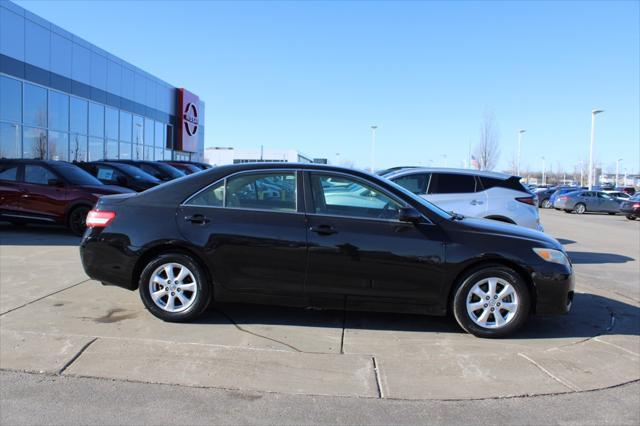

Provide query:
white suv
left=382, top=168, right=543, bottom=231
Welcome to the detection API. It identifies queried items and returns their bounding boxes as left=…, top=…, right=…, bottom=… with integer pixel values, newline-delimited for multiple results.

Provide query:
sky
left=15, top=0, right=640, bottom=175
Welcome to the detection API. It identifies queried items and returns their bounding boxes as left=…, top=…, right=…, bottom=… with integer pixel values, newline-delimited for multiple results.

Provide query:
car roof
left=383, top=167, right=515, bottom=180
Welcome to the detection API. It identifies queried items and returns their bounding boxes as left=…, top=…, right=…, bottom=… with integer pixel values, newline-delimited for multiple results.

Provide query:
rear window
left=392, top=173, right=429, bottom=194
left=0, top=164, right=18, bottom=181
left=480, top=176, right=530, bottom=193
left=428, top=173, right=476, bottom=194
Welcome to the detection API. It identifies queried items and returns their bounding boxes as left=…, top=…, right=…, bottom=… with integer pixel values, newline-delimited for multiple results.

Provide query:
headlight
left=533, top=248, right=570, bottom=268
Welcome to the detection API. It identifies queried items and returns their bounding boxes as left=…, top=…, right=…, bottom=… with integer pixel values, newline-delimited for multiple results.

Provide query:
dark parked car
left=163, top=161, right=202, bottom=175
left=80, top=163, right=574, bottom=338
left=553, top=190, right=623, bottom=214
left=77, top=161, right=161, bottom=192
left=0, top=159, right=133, bottom=235
left=107, top=160, right=185, bottom=182
left=620, top=195, right=640, bottom=220
left=161, top=160, right=212, bottom=171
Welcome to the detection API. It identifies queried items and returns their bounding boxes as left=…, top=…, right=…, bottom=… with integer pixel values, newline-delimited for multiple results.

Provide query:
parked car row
left=0, top=159, right=210, bottom=235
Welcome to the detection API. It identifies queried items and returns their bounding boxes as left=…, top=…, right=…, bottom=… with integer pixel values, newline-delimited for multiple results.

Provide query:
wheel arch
left=131, top=243, right=213, bottom=291
left=446, top=258, right=537, bottom=315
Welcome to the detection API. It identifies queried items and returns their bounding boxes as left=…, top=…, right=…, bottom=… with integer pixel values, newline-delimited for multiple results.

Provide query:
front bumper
left=532, top=266, right=575, bottom=315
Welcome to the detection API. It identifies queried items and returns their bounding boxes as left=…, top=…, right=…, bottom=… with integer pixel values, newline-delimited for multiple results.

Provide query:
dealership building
left=0, top=0, right=204, bottom=163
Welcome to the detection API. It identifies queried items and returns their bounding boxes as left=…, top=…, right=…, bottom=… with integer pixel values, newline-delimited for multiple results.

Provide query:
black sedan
left=620, top=195, right=640, bottom=220
left=107, top=160, right=185, bottom=182
left=80, top=163, right=574, bottom=338
left=77, top=161, right=162, bottom=192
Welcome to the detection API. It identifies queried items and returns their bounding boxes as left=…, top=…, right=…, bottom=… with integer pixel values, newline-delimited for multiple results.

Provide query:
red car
left=0, top=159, right=133, bottom=235
left=161, top=161, right=203, bottom=175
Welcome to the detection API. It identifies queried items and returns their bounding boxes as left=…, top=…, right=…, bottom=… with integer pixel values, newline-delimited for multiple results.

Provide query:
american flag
left=470, top=155, right=479, bottom=169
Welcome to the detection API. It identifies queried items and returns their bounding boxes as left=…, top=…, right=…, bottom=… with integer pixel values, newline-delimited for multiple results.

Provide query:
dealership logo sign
left=183, top=102, right=199, bottom=136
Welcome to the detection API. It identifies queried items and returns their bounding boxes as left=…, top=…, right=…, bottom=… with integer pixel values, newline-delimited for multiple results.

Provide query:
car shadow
left=193, top=292, right=638, bottom=340
left=0, top=222, right=80, bottom=246
left=557, top=238, right=576, bottom=245
left=567, top=251, right=634, bottom=264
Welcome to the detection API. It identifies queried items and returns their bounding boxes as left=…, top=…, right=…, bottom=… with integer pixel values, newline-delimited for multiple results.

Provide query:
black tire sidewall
left=139, top=253, right=211, bottom=322
left=452, top=266, right=530, bottom=338
left=68, top=206, right=90, bottom=236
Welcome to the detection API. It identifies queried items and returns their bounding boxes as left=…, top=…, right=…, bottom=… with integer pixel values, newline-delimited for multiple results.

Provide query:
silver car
left=553, top=190, right=622, bottom=215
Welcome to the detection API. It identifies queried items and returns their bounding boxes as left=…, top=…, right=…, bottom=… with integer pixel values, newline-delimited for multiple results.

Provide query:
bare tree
left=473, top=110, right=501, bottom=171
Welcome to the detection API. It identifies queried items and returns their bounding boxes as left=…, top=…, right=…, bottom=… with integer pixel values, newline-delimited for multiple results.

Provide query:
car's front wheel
left=541, top=199, right=551, bottom=209
left=452, top=266, right=530, bottom=338
left=575, top=203, right=587, bottom=214
left=139, top=253, right=211, bottom=322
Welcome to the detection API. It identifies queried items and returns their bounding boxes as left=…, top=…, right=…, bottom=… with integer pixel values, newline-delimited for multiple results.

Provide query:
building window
left=106, top=140, right=118, bottom=159
left=155, top=148, right=164, bottom=160
left=165, top=124, right=173, bottom=149
left=119, top=141, right=132, bottom=159
left=48, top=91, right=69, bottom=132
left=89, top=103, right=105, bottom=138
left=119, top=111, right=132, bottom=142
left=23, top=83, right=47, bottom=128
left=48, top=131, right=69, bottom=161
left=88, top=137, right=104, bottom=161
left=0, top=76, right=22, bottom=123
left=133, top=115, right=143, bottom=145
left=105, top=107, right=118, bottom=140
left=23, top=127, right=47, bottom=159
left=0, top=122, right=21, bottom=158
left=144, top=118, right=153, bottom=146
left=69, top=133, right=87, bottom=162
left=154, top=121, right=164, bottom=147
left=70, top=97, right=88, bottom=135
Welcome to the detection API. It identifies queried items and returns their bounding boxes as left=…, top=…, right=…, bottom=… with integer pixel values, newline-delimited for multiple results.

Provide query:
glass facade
left=0, top=1, right=205, bottom=162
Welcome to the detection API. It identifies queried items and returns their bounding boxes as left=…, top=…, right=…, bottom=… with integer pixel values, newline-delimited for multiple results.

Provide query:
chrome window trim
left=182, top=168, right=300, bottom=213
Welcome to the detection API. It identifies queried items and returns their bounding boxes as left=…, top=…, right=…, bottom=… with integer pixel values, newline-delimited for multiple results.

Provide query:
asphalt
left=0, top=209, right=639, bottom=423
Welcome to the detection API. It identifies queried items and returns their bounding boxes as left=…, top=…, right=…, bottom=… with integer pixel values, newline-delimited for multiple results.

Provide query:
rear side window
left=0, top=164, right=18, bottom=181
left=24, top=165, right=57, bottom=185
left=392, top=173, right=429, bottom=194
left=186, top=180, right=224, bottom=207
left=429, top=173, right=476, bottom=194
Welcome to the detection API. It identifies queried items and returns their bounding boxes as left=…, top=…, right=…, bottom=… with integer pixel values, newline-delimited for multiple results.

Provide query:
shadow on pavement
left=0, top=222, right=79, bottom=246
left=557, top=238, right=576, bottom=245
left=193, top=292, right=638, bottom=340
left=567, top=251, right=634, bottom=264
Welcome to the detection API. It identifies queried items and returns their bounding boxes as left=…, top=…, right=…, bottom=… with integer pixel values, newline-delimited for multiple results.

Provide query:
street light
left=578, top=160, right=584, bottom=187
left=541, top=156, right=546, bottom=186
left=517, top=129, right=525, bottom=176
left=370, top=126, right=377, bottom=173
left=588, top=109, right=604, bottom=190
left=615, top=158, right=623, bottom=187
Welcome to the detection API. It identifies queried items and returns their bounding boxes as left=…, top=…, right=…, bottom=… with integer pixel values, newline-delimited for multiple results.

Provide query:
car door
left=177, top=170, right=307, bottom=294
left=598, top=192, right=619, bottom=212
left=0, top=163, right=23, bottom=217
left=19, top=164, right=68, bottom=223
left=304, top=171, right=446, bottom=307
left=425, top=172, right=487, bottom=218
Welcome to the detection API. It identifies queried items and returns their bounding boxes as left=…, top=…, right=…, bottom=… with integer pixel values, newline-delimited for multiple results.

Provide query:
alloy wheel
left=148, top=263, right=198, bottom=313
left=542, top=199, right=551, bottom=209
left=575, top=204, right=586, bottom=214
left=466, top=277, right=519, bottom=329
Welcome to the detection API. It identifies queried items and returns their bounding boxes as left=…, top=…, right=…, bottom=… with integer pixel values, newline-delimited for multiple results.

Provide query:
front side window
left=24, top=165, right=57, bottom=185
left=392, top=173, right=429, bottom=195
left=310, top=173, right=402, bottom=220
left=0, top=164, right=19, bottom=181
left=226, top=172, right=296, bottom=212
left=429, top=173, right=477, bottom=194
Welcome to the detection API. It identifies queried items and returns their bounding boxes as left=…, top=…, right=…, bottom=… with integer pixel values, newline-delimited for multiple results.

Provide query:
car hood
left=79, top=185, right=135, bottom=195
left=452, top=216, right=563, bottom=250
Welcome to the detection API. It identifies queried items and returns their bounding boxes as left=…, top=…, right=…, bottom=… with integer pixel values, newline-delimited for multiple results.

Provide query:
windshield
left=113, top=163, right=161, bottom=182
left=150, top=162, right=185, bottom=179
left=54, top=163, right=103, bottom=186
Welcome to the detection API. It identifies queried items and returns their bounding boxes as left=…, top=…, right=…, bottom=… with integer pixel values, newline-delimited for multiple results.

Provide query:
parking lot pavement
left=0, top=210, right=638, bottom=403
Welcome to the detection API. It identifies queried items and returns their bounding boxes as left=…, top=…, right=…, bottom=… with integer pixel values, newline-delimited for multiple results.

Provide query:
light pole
left=588, top=109, right=604, bottom=190
left=615, top=158, right=623, bottom=187
left=578, top=160, right=584, bottom=187
left=370, top=126, right=377, bottom=173
left=517, top=129, right=525, bottom=176
left=541, top=156, right=546, bottom=186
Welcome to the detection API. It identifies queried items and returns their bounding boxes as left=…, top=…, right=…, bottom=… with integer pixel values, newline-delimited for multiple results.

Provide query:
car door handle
left=470, top=199, right=484, bottom=205
left=309, top=225, right=338, bottom=235
left=185, top=214, right=210, bottom=225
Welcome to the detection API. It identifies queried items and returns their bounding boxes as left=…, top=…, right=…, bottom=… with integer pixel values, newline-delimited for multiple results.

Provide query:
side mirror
left=47, top=178, right=64, bottom=187
left=398, top=207, right=422, bottom=223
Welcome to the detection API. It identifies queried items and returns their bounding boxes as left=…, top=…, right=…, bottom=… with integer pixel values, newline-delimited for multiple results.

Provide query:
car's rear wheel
left=574, top=203, right=586, bottom=214
left=452, top=266, right=530, bottom=338
left=608, top=212, right=616, bottom=215
left=67, top=205, right=90, bottom=236
left=541, top=199, right=551, bottom=209
left=139, top=253, right=211, bottom=322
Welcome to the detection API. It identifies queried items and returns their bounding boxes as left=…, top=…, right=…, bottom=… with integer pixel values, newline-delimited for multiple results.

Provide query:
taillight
left=86, top=210, right=116, bottom=228
left=516, top=196, right=536, bottom=206
left=633, top=203, right=640, bottom=208
left=559, top=196, right=568, bottom=201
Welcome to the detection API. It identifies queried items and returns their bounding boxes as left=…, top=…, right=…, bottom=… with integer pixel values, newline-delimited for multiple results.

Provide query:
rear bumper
left=79, top=232, right=139, bottom=290
left=532, top=267, right=575, bottom=315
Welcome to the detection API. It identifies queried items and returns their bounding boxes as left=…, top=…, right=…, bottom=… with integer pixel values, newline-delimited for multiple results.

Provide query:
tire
left=67, top=205, right=91, bottom=236
left=627, top=215, right=637, bottom=220
left=139, top=253, right=211, bottom=322
left=608, top=212, right=616, bottom=215
left=452, top=266, right=530, bottom=338
left=541, top=199, right=551, bottom=209
left=564, top=209, right=572, bottom=213
left=575, top=203, right=586, bottom=214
